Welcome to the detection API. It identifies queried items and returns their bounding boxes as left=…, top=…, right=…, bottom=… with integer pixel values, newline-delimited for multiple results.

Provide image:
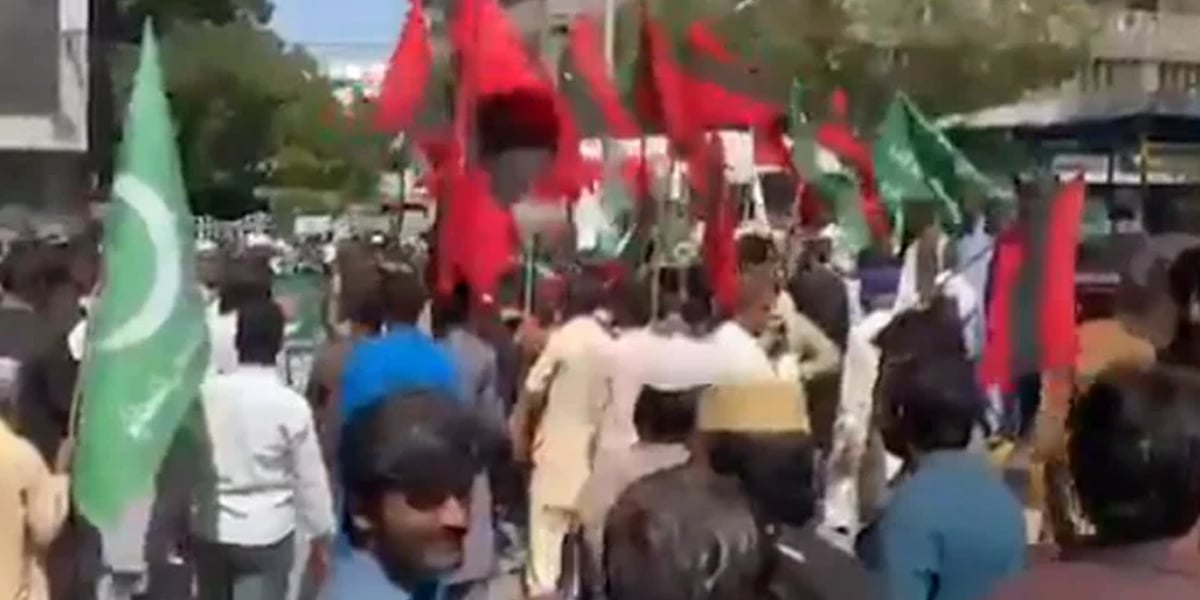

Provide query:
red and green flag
left=679, top=22, right=780, bottom=131
left=632, top=3, right=698, bottom=154
left=374, top=0, right=450, bottom=138
left=688, top=137, right=738, bottom=314
left=559, top=17, right=640, bottom=139
left=981, top=177, right=1087, bottom=390
left=788, top=81, right=875, bottom=253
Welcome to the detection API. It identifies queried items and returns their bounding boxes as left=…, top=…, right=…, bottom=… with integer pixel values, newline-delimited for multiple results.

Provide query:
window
left=1082, top=59, right=1116, bottom=90
left=1158, top=61, right=1200, bottom=92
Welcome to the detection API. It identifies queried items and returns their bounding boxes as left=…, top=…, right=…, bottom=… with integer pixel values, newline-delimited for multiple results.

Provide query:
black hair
left=1069, top=366, right=1200, bottom=545
left=736, top=234, right=776, bottom=269
left=706, top=433, right=817, bottom=527
left=218, top=257, right=273, bottom=314
left=1163, top=247, right=1200, bottom=365
left=633, top=386, right=700, bottom=445
left=1168, top=247, right=1200, bottom=315
left=565, top=270, right=607, bottom=318
left=604, top=468, right=767, bottom=600
left=339, top=391, right=493, bottom=547
left=883, top=355, right=984, bottom=453
left=235, top=299, right=284, bottom=366
left=378, top=265, right=427, bottom=325
left=610, top=277, right=651, bottom=329
left=346, top=293, right=384, bottom=334
left=0, top=241, right=50, bottom=303
left=433, top=282, right=472, bottom=335
left=679, top=266, right=715, bottom=331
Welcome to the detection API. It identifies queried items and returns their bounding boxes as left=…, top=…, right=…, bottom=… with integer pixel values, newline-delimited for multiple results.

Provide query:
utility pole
left=603, top=0, right=617, bottom=74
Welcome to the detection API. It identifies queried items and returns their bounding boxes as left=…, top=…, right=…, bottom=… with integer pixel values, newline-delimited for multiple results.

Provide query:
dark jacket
left=768, top=526, right=878, bottom=600
left=0, top=304, right=76, bottom=463
left=788, top=265, right=849, bottom=350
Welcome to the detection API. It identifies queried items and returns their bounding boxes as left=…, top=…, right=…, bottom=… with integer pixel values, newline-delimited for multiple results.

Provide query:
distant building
left=324, top=61, right=389, bottom=104
left=0, top=0, right=90, bottom=211
left=1082, top=0, right=1200, bottom=94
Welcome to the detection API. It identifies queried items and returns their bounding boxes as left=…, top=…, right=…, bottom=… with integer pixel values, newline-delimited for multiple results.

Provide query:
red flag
left=980, top=178, right=1087, bottom=389
left=682, top=22, right=780, bottom=131
left=830, top=87, right=849, bottom=121
left=815, top=99, right=889, bottom=242
left=561, top=17, right=640, bottom=139
left=690, top=138, right=738, bottom=313
left=449, top=0, right=589, bottom=202
left=633, top=5, right=698, bottom=154
left=753, top=115, right=791, bottom=171
left=437, top=165, right=518, bottom=296
left=980, top=226, right=1025, bottom=391
left=450, top=0, right=552, bottom=99
left=374, top=0, right=451, bottom=137
left=1040, top=177, right=1087, bottom=370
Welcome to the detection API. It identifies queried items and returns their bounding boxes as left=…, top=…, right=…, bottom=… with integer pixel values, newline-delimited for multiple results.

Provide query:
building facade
left=1082, top=0, right=1200, bottom=93
left=0, top=0, right=90, bottom=210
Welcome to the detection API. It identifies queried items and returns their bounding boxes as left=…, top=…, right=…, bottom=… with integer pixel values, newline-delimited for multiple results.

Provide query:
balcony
left=1092, top=9, right=1200, bottom=62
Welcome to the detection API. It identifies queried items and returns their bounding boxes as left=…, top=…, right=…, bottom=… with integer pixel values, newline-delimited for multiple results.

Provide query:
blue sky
left=272, top=0, right=410, bottom=63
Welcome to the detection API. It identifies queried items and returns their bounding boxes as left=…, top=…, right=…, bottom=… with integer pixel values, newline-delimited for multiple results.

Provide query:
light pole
left=603, top=0, right=616, bottom=73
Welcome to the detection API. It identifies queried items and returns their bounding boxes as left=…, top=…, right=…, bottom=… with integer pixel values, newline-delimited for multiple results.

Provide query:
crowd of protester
left=2, top=209, right=1200, bottom=600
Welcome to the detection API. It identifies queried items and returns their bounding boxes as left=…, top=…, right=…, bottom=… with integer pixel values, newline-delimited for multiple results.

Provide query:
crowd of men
left=3, top=207, right=1200, bottom=600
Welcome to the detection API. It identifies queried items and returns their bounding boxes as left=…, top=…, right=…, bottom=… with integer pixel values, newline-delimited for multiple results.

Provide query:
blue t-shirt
left=327, top=539, right=442, bottom=599
left=340, top=326, right=461, bottom=419
left=862, top=450, right=1025, bottom=600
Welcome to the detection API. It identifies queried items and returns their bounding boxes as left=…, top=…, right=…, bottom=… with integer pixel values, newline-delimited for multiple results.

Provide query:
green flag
left=74, top=21, right=211, bottom=526
left=788, top=80, right=870, bottom=252
left=874, top=93, right=1009, bottom=230
left=593, top=159, right=636, bottom=259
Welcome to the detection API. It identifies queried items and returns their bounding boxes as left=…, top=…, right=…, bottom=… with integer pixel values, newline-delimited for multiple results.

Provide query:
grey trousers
left=195, top=534, right=295, bottom=600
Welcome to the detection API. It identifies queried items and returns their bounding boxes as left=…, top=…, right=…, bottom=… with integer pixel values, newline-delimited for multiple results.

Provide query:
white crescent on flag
left=96, top=175, right=182, bottom=352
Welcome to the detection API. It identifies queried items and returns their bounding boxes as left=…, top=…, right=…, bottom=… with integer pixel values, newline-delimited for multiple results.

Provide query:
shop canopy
left=938, top=90, right=1200, bottom=147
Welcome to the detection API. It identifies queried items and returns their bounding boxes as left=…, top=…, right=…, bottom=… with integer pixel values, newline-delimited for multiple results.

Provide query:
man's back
left=789, top=265, right=849, bottom=349
left=341, top=327, right=460, bottom=418
left=197, top=366, right=331, bottom=546
left=0, top=421, right=67, bottom=600
left=442, top=328, right=501, bottom=424
left=771, top=526, right=877, bottom=600
left=864, top=451, right=1024, bottom=600
left=597, top=327, right=718, bottom=455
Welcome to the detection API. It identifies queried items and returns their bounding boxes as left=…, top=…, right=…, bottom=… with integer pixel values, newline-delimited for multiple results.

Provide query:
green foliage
left=108, top=0, right=389, bottom=218
left=615, top=0, right=1097, bottom=126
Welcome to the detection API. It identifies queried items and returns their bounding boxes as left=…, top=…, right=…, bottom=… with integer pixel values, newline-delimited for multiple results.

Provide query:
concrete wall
left=0, top=151, right=88, bottom=211
left=1093, top=8, right=1200, bottom=62
left=0, top=0, right=90, bottom=210
left=0, top=0, right=89, bottom=152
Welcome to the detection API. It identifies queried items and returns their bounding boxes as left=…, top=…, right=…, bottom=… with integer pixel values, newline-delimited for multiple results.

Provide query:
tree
left=104, top=0, right=389, bottom=217
left=613, top=0, right=1099, bottom=125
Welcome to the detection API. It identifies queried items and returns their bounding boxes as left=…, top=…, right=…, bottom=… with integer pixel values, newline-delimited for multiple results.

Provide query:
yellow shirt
left=0, top=421, right=68, bottom=600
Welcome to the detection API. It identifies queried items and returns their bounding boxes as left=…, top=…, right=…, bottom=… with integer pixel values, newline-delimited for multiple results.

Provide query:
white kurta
left=594, top=327, right=722, bottom=459
left=523, top=315, right=614, bottom=595
left=709, top=321, right=776, bottom=382
left=524, top=315, right=613, bottom=508
left=822, top=309, right=903, bottom=537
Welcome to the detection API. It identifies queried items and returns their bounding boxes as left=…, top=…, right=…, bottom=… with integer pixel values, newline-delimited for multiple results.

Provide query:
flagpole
left=603, top=0, right=616, bottom=74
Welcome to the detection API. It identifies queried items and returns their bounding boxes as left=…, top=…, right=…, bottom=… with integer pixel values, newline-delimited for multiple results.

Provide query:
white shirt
left=823, top=309, right=903, bottom=536
left=708, top=320, right=776, bottom=382
left=895, top=236, right=983, bottom=356
left=194, top=365, right=335, bottom=546
left=208, top=311, right=239, bottom=376
left=595, top=327, right=721, bottom=457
